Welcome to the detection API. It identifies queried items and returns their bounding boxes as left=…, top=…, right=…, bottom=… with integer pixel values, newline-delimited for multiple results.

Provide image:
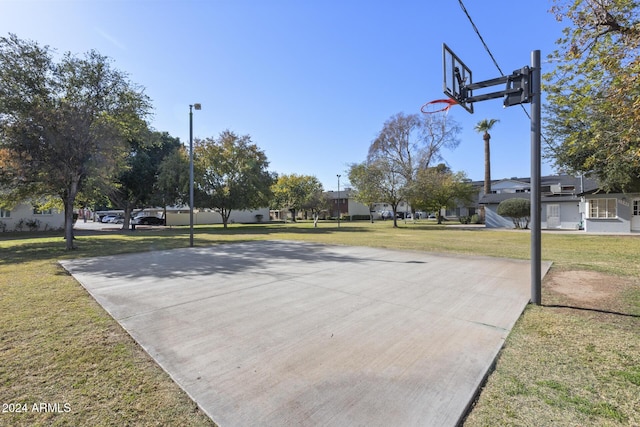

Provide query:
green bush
left=26, top=218, right=40, bottom=231
left=497, top=198, right=530, bottom=229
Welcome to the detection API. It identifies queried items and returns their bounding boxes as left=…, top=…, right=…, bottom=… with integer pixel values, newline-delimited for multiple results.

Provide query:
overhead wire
left=457, top=0, right=505, bottom=77
left=457, top=0, right=533, bottom=120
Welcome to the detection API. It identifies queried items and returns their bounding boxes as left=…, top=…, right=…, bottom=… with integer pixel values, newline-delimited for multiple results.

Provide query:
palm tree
left=474, top=119, right=499, bottom=195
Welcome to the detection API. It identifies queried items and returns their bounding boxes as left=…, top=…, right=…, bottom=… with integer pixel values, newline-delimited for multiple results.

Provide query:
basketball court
left=60, top=241, right=551, bottom=426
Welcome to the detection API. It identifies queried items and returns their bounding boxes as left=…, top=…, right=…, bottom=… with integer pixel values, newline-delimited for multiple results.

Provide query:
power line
left=457, top=0, right=505, bottom=77
left=457, top=0, right=533, bottom=120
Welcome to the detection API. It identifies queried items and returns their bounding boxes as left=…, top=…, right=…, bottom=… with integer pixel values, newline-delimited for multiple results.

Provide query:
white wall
left=166, top=208, right=269, bottom=226
left=347, top=200, right=371, bottom=217
left=540, top=201, right=582, bottom=230
left=0, top=203, right=64, bottom=232
left=583, top=195, right=630, bottom=233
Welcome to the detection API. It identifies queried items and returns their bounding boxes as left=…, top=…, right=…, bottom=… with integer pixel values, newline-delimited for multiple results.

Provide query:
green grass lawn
left=1, top=221, right=638, bottom=426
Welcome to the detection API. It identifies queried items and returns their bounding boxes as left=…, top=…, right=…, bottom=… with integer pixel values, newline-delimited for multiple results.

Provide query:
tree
left=411, top=164, right=475, bottom=224
left=474, top=119, right=499, bottom=195
left=271, top=174, right=323, bottom=222
left=348, top=159, right=404, bottom=228
left=347, top=162, right=381, bottom=223
left=497, top=198, right=531, bottom=229
left=0, top=34, right=150, bottom=249
left=367, top=112, right=461, bottom=223
left=544, top=0, right=640, bottom=191
left=368, top=112, right=461, bottom=183
left=194, top=130, right=274, bottom=228
left=156, top=145, right=190, bottom=213
left=300, top=188, right=329, bottom=227
left=107, top=130, right=181, bottom=229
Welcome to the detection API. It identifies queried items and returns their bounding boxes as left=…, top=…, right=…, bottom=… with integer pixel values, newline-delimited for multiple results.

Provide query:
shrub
left=26, top=218, right=40, bottom=231
left=497, top=198, right=530, bottom=229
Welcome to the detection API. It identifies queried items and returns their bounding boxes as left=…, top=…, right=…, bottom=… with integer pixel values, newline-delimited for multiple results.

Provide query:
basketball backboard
left=443, top=43, right=473, bottom=113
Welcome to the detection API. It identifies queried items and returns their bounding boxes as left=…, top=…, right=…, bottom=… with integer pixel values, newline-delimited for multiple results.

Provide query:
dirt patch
left=547, top=270, right=619, bottom=303
left=545, top=269, right=637, bottom=313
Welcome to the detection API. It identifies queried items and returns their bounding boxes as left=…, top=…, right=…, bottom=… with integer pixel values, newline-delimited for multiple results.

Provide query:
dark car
left=133, top=216, right=164, bottom=225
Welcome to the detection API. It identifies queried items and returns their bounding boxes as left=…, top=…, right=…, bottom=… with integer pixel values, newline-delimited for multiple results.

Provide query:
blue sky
left=1, top=0, right=562, bottom=191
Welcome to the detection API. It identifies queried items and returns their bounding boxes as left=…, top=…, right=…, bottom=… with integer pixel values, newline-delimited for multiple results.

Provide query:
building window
left=33, top=207, right=53, bottom=215
left=588, top=198, right=617, bottom=219
left=0, top=208, right=10, bottom=218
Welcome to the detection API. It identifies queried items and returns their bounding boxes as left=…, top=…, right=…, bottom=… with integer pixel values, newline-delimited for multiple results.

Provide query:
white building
left=0, top=202, right=64, bottom=232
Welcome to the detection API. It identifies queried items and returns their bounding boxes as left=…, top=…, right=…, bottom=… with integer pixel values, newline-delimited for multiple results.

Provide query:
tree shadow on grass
left=58, top=240, right=374, bottom=281
left=0, top=224, right=374, bottom=266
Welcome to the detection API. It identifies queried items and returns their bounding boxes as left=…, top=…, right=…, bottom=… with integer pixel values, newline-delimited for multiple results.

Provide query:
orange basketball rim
left=420, top=98, right=458, bottom=114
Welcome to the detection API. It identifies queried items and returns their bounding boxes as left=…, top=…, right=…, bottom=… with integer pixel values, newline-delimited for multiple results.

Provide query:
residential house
left=582, top=191, right=640, bottom=233
left=326, top=189, right=371, bottom=218
left=478, top=174, right=640, bottom=233
left=0, top=202, right=64, bottom=232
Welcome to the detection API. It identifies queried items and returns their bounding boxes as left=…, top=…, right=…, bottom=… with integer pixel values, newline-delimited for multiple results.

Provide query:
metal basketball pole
left=530, top=50, right=542, bottom=305
left=439, top=43, right=542, bottom=304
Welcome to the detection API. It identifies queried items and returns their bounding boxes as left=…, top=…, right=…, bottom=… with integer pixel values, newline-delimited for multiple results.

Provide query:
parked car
left=108, top=215, right=124, bottom=224
left=379, top=210, right=393, bottom=220
left=100, top=214, right=118, bottom=223
left=133, top=216, right=164, bottom=225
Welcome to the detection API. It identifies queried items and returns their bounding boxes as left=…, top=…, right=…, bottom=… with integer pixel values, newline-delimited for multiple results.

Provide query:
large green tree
left=271, top=174, right=323, bottom=222
left=156, top=144, right=190, bottom=213
left=107, top=130, right=181, bottom=229
left=544, top=0, right=640, bottom=191
left=0, top=34, right=150, bottom=249
left=195, top=130, right=274, bottom=228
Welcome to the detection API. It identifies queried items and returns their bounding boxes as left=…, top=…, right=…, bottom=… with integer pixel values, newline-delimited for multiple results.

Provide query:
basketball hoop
left=420, top=98, right=458, bottom=114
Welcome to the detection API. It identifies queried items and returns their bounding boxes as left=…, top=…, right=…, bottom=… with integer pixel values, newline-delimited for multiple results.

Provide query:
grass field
left=1, top=221, right=638, bottom=426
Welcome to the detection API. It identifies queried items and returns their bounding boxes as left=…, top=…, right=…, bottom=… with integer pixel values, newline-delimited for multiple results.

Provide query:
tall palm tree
left=474, top=119, right=499, bottom=195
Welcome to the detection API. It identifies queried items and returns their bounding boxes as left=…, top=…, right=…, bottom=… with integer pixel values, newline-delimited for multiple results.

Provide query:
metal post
left=188, top=103, right=202, bottom=248
left=337, top=174, right=341, bottom=228
left=189, top=105, right=194, bottom=247
left=530, top=50, right=542, bottom=305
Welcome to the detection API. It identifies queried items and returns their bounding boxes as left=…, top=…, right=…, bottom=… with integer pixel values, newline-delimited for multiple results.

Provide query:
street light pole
left=189, top=103, right=201, bottom=247
left=337, top=174, right=341, bottom=228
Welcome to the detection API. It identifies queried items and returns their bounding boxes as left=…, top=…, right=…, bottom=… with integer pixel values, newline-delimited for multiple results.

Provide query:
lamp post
left=189, top=103, right=201, bottom=247
left=337, top=174, right=341, bottom=228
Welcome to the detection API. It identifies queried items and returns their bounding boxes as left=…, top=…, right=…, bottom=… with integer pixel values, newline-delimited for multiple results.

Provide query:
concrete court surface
left=60, top=241, right=551, bottom=426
